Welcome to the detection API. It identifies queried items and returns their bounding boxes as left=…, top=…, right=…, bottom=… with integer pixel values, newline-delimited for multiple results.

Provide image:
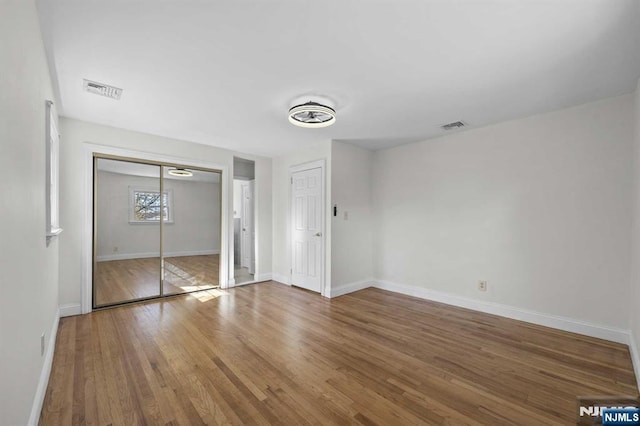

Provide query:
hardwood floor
left=41, top=283, right=638, bottom=425
left=94, top=255, right=219, bottom=306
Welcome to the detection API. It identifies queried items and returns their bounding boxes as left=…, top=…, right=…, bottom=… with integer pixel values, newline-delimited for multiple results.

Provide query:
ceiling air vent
left=83, top=79, right=122, bottom=100
left=441, top=121, right=465, bottom=131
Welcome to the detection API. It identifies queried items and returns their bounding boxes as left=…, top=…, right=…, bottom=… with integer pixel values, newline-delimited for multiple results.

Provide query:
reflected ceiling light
left=288, top=99, right=336, bottom=128
left=168, top=168, right=193, bottom=177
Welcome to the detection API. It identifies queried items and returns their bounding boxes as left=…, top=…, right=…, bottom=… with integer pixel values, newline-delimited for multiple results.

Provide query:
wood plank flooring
left=94, top=255, right=219, bottom=306
left=40, top=283, right=638, bottom=425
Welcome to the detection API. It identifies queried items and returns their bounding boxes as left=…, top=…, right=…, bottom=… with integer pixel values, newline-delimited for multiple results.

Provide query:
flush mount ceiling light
left=168, top=168, right=193, bottom=177
left=288, top=98, right=336, bottom=128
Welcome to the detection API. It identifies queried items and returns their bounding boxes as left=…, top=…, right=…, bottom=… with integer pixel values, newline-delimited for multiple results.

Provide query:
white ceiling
left=37, top=0, right=640, bottom=156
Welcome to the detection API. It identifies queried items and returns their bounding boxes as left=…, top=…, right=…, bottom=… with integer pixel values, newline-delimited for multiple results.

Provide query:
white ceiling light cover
left=288, top=101, right=336, bottom=128
left=168, top=168, right=193, bottom=177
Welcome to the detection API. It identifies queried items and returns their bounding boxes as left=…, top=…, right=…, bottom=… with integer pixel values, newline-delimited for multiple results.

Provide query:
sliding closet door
left=94, top=158, right=162, bottom=307
left=162, top=167, right=221, bottom=295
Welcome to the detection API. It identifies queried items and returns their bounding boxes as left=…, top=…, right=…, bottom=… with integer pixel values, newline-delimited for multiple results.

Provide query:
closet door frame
left=82, top=144, right=229, bottom=313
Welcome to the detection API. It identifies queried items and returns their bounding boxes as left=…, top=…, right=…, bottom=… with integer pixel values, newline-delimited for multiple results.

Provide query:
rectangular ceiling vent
left=441, top=121, right=465, bottom=131
left=83, top=79, right=122, bottom=100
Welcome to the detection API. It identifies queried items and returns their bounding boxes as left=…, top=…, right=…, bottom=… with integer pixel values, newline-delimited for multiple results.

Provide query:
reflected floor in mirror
left=234, top=264, right=254, bottom=285
left=94, top=254, right=219, bottom=306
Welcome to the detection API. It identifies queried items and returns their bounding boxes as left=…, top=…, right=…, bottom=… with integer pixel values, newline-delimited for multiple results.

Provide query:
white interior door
left=240, top=182, right=253, bottom=270
left=291, top=167, right=323, bottom=293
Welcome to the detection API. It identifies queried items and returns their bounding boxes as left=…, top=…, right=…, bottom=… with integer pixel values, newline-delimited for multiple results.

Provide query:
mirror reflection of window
left=129, top=188, right=173, bottom=223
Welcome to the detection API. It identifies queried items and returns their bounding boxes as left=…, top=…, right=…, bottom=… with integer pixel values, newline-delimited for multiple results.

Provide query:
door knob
left=315, top=232, right=322, bottom=237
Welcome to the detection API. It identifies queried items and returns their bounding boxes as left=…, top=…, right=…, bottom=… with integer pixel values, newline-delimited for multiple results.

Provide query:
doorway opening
left=233, top=157, right=256, bottom=285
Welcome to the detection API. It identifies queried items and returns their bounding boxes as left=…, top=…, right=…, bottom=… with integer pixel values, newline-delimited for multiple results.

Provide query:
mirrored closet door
left=93, top=156, right=221, bottom=308
left=161, top=166, right=221, bottom=296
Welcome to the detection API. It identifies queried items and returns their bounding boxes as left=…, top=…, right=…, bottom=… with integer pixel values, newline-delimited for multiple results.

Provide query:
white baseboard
left=629, top=331, right=640, bottom=392
left=272, top=273, right=291, bottom=285
left=255, top=273, right=272, bottom=282
left=228, top=274, right=272, bottom=288
left=28, top=308, right=60, bottom=426
left=329, top=279, right=375, bottom=298
left=233, top=280, right=255, bottom=287
left=59, top=303, right=81, bottom=317
left=373, top=280, right=630, bottom=344
left=97, top=249, right=219, bottom=262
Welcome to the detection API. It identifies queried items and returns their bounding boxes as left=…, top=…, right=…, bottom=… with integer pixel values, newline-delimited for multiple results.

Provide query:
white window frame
left=46, top=100, right=62, bottom=240
left=128, top=186, right=174, bottom=224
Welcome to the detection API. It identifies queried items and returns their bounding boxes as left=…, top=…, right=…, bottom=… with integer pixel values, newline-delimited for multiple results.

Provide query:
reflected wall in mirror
left=93, top=157, right=222, bottom=308
left=94, top=158, right=161, bottom=306
left=162, top=166, right=221, bottom=295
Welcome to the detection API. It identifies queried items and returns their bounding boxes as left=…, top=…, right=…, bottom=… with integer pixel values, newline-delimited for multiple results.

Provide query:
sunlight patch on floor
left=186, top=288, right=227, bottom=302
left=165, top=260, right=218, bottom=289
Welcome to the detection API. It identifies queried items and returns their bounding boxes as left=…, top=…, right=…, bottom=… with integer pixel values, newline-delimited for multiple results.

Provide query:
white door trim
left=248, top=180, right=256, bottom=275
left=289, top=159, right=327, bottom=297
left=229, top=157, right=261, bottom=287
left=81, top=143, right=230, bottom=314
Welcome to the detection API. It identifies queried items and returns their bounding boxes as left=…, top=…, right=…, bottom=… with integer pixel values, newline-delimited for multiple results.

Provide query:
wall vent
left=83, top=79, right=122, bottom=100
left=441, top=121, right=465, bottom=130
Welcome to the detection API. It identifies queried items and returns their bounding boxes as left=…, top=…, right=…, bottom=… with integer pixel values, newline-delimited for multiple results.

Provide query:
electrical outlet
left=478, top=281, right=488, bottom=291
left=113, top=246, right=119, bottom=253
left=343, top=211, right=348, bottom=220
left=40, top=333, right=45, bottom=356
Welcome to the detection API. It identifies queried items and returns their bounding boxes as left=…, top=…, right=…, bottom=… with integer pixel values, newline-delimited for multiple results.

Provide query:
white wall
left=330, top=141, right=374, bottom=292
left=96, top=171, right=220, bottom=260
left=58, top=118, right=272, bottom=308
left=0, top=0, right=60, bottom=424
left=272, top=141, right=332, bottom=291
left=630, top=78, right=640, bottom=387
left=372, top=94, right=634, bottom=329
